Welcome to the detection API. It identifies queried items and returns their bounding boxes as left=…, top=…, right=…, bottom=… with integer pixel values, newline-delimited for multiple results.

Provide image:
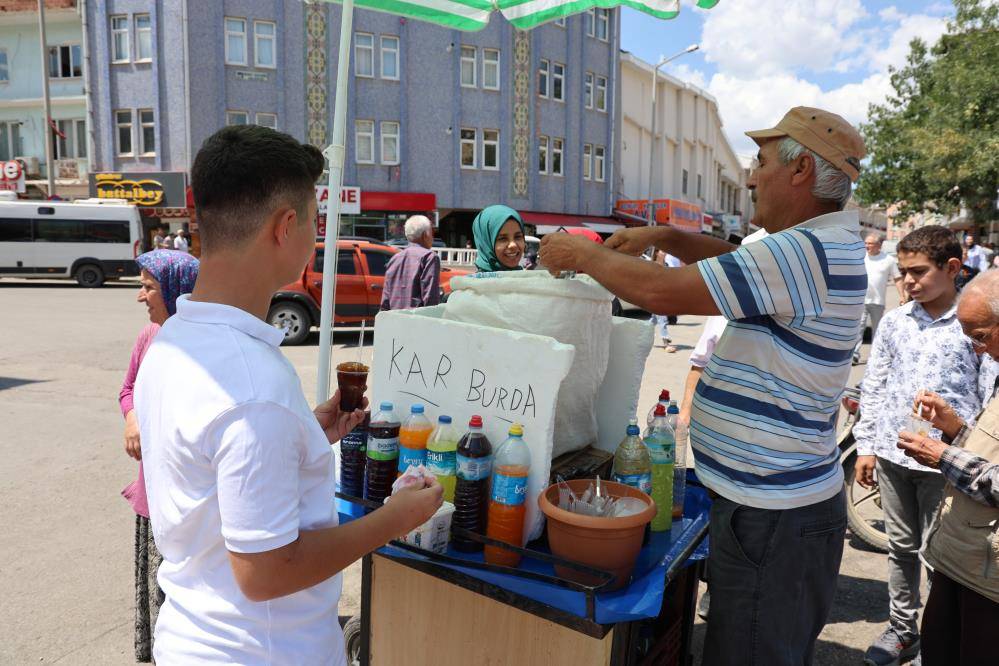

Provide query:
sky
left=620, top=0, right=953, bottom=163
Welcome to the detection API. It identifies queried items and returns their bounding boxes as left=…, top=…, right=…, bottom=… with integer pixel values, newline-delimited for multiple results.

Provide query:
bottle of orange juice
left=398, top=404, right=432, bottom=476
left=484, top=424, right=531, bottom=567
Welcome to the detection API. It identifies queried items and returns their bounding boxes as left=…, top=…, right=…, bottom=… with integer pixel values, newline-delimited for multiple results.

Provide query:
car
left=268, top=239, right=469, bottom=345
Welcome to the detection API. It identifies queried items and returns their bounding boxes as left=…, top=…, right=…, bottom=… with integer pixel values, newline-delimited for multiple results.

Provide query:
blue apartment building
left=83, top=1, right=621, bottom=244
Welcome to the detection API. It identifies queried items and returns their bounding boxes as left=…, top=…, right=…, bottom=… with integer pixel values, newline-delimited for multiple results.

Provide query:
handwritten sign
left=372, top=307, right=574, bottom=541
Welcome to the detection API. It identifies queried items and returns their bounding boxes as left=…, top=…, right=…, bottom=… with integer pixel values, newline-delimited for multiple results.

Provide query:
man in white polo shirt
left=540, top=107, right=867, bottom=665
left=134, top=125, right=442, bottom=665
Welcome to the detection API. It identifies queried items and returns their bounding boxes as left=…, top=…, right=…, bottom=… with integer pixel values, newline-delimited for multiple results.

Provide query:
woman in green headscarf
left=472, top=204, right=526, bottom=272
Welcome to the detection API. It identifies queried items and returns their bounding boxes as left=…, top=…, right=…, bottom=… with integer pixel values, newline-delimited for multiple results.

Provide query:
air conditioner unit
left=14, top=156, right=40, bottom=177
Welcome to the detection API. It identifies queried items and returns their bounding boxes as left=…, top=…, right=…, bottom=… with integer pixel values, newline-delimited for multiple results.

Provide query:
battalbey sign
left=89, top=172, right=186, bottom=208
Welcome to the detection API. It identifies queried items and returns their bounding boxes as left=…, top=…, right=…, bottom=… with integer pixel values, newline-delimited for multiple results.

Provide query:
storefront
left=615, top=199, right=703, bottom=233
left=316, top=187, right=437, bottom=242
left=518, top=211, right=626, bottom=238
left=88, top=171, right=190, bottom=252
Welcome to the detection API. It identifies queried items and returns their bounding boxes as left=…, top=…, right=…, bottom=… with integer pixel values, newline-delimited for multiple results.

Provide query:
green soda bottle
left=643, top=404, right=675, bottom=531
left=426, top=415, right=459, bottom=503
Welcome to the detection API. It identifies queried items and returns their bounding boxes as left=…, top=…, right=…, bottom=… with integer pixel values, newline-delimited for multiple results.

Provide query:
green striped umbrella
left=314, top=0, right=719, bottom=402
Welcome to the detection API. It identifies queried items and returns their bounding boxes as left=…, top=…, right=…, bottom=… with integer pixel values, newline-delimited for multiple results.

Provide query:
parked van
left=0, top=199, right=142, bottom=287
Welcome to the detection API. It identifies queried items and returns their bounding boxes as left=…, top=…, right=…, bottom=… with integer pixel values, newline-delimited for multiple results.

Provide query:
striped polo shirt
left=693, top=210, right=866, bottom=509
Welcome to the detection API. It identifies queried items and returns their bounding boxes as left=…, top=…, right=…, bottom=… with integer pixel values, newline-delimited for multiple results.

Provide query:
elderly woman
left=119, top=249, right=199, bottom=662
left=472, top=204, right=526, bottom=272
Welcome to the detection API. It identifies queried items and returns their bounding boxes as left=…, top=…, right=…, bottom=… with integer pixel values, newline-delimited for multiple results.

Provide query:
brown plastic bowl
left=538, top=479, right=657, bottom=591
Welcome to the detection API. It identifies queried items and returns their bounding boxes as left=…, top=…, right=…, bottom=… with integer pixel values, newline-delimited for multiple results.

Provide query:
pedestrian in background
left=381, top=215, right=441, bottom=310
left=853, top=232, right=903, bottom=364
left=963, top=234, right=989, bottom=274
left=118, top=249, right=199, bottom=662
left=173, top=229, right=190, bottom=253
left=650, top=250, right=677, bottom=352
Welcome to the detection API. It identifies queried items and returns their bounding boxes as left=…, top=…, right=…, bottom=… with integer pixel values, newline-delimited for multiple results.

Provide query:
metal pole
left=37, top=0, right=56, bottom=197
left=316, top=0, right=355, bottom=405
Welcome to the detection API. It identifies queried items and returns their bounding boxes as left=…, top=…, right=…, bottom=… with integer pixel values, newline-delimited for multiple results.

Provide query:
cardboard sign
left=371, top=306, right=574, bottom=542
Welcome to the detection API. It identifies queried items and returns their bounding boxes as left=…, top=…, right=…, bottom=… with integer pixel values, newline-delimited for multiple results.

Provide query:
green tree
left=855, top=0, right=999, bottom=224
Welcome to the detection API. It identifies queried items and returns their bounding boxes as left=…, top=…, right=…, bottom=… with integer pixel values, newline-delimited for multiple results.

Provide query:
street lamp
left=647, top=44, right=699, bottom=225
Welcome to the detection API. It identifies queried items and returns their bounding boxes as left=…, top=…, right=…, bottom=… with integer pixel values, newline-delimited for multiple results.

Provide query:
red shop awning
left=519, top=211, right=625, bottom=235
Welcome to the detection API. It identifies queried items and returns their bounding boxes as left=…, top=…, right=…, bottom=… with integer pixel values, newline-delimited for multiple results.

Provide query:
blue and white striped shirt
left=693, top=210, right=866, bottom=509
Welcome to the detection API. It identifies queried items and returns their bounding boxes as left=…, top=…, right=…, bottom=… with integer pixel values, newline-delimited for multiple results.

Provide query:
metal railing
left=432, top=247, right=478, bottom=266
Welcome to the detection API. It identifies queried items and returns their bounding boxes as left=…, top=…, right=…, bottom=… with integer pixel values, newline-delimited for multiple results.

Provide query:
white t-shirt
left=173, top=235, right=189, bottom=253
left=864, top=252, right=900, bottom=306
left=135, top=295, right=345, bottom=665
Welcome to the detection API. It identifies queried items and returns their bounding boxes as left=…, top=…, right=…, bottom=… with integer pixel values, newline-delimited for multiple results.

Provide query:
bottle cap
left=659, top=389, right=670, bottom=401
left=627, top=424, right=641, bottom=436
left=654, top=404, right=667, bottom=416
left=411, top=404, right=424, bottom=414
left=438, top=415, right=452, bottom=424
left=379, top=401, right=393, bottom=411
left=667, top=400, right=679, bottom=414
left=469, top=415, right=483, bottom=428
left=508, top=423, right=524, bottom=437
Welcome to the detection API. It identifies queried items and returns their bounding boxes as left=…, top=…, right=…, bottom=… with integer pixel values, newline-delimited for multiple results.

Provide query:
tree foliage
left=855, top=0, right=999, bottom=223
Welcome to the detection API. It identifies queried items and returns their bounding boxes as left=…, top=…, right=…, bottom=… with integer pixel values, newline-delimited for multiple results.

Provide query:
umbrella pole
left=316, top=0, right=356, bottom=405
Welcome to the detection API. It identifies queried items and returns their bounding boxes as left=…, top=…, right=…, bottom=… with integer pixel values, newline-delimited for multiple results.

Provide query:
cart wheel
left=343, top=614, right=362, bottom=665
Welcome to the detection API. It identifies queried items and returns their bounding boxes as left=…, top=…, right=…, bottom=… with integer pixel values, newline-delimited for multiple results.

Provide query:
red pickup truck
left=267, top=238, right=469, bottom=345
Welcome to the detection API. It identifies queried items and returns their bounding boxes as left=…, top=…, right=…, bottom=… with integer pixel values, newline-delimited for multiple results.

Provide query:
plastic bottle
left=646, top=389, right=671, bottom=427
left=365, top=402, right=400, bottom=506
left=485, top=424, right=531, bottom=567
left=452, top=415, right=493, bottom=552
left=339, top=411, right=369, bottom=498
left=426, top=415, right=459, bottom=502
left=398, top=404, right=433, bottom=476
left=643, top=405, right=675, bottom=531
left=613, top=418, right=652, bottom=495
left=669, top=400, right=687, bottom=520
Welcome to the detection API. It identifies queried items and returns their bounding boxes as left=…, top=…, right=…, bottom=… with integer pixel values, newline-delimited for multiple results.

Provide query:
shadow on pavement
left=0, top=377, right=48, bottom=392
left=690, top=615, right=871, bottom=665
left=827, top=573, right=889, bottom=625
left=0, top=281, right=135, bottom=289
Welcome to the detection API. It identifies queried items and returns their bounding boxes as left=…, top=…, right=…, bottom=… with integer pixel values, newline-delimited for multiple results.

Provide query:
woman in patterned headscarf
left=118, top=249, right=199, bottom=662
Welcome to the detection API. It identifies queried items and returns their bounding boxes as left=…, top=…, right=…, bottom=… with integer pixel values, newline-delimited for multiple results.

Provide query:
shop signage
left=1, top=160, right=26, bottom=193
left=615, top=198, right=702, bottom=233
left=89, top=171, right=186, bottom=207
left=316, top=185, right=361, bottom=216
left=236, top=71, right=269, bottom=82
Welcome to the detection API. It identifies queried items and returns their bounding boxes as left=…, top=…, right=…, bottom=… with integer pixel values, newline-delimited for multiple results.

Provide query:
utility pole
left=37, top=0, right=56, bottom=198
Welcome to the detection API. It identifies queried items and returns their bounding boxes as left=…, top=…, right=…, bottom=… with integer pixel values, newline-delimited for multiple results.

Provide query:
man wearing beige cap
left=540, top=107, right=867, bottom=665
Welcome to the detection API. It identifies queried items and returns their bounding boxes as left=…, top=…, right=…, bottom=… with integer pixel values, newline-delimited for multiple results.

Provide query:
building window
left=697, top=174, right=703, bottom=199
left=538, top=59, right=549, bottom=97
left=460, top=128, right=477, bottom=168
left=538, top=135, right=549, bottom=174
left=582, top=143, right=592, bottom=181
left=595, top=8, right=610, bottom=41
left=554, top=16, right=566, bottom=27
left=682, top=169, right=688, bottom=195
left=48, top=45, right=82, bottom=79
left=111, top=16, right=129, bottom=62
left=135, top=14, right=152, bottom=61
left=254, top=21, right=276, bottom=68
left=115, top=110, right=133, bottom=156
left=380, top=121, right=400, bottom=165
left=483, top=48, right=500, bottom=90
left=584, top=8, right=594, bottom=37
left=255, top=112, right=277, bottom=128
left=224, top=18, right=247, bottom=65
left=0, top=49, right=8, bottom=83
left=52, top=119, right=86, bottom=159
left=584, top=72, right=593, bottom=109
left=552, top=62, right=565, bottom=102
left=483, top=129, right=499, bottom=170
left=226, top=110, right=248, bottom=125
left=595, top=146, right=606, bottom=182
left=0, top=122, right=23, bottom=161
left=595, top=75, right=607, bottom=112
left=460, top=46, right=476, bottom=88
left=381, top=36, right=399, bottom=80
left=355, top=120, right=374, bottom=163
left=552, top=138, right=563, bottom=176
left=353, top=33, right=374, bottom=77
left=135, top=109, right=154, bottom=156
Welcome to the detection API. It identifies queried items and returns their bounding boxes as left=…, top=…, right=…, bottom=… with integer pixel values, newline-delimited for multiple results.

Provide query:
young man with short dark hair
left=854, top=225, right=996, bottom=665
left=135, top=126, right=442, bottom=665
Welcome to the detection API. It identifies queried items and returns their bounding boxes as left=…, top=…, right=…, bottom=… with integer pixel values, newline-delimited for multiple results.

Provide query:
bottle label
left=367, top=436, right=399, bottom=461
left=426, top=449, right=456, bottom=477
left=341, top=425, right=367, bottom=454
left=614, top=472, right=652, bottom=494
left=491, top=473, right=528, bottom=506
left=647, top=442, right=675, bottom=465
left=457, top=454, right=492, bottom=481
left=398, top=447, right=426, bottom=473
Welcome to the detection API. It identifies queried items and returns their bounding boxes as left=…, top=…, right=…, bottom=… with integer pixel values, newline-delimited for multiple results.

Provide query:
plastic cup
left=336, top=362, right=369, bottom=412
left=905, top=414, right=932, bottom=437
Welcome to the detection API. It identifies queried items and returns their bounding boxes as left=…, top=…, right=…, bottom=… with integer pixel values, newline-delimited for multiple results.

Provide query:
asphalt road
left=0, top=278, right=900, bottom=664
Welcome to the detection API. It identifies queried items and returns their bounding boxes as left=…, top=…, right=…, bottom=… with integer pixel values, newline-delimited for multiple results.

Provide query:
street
left=1, top=279, right=898, bottom=664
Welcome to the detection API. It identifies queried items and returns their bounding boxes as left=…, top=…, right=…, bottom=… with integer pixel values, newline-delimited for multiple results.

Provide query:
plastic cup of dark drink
left=336, top=362, right=369, bottom=412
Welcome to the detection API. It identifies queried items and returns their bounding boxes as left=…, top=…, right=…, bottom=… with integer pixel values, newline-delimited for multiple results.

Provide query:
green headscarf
left=473, top=205, right=525, bottom=272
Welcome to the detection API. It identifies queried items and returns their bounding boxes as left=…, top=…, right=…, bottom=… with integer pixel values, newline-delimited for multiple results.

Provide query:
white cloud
left=868, top=13, right=948, bottom=72
left=667, top=63, right=707, bottom=89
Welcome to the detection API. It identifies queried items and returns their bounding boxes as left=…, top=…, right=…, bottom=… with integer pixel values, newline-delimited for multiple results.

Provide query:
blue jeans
left=703, top=489, right=847, bottom=665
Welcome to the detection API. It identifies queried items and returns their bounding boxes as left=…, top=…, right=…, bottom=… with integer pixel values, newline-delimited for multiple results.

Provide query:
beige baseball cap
left=746, top=107, right=866, bottom=182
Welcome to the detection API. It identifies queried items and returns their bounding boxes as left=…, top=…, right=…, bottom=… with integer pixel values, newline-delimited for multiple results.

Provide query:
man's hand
left=539, top=233, right=598, bottom=274
left=384, top=477, right=445, bottom=537
left=897, top=431, right=949, bottom=469
left=854, top=455, right=877, bottom=489
left=124, top=410, right=142, bottom=461
left=914, top=391, right=965, bottom=440
left=314, top=390, right=367, bottom=444
left=604, top=227, right=664, bottom=256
